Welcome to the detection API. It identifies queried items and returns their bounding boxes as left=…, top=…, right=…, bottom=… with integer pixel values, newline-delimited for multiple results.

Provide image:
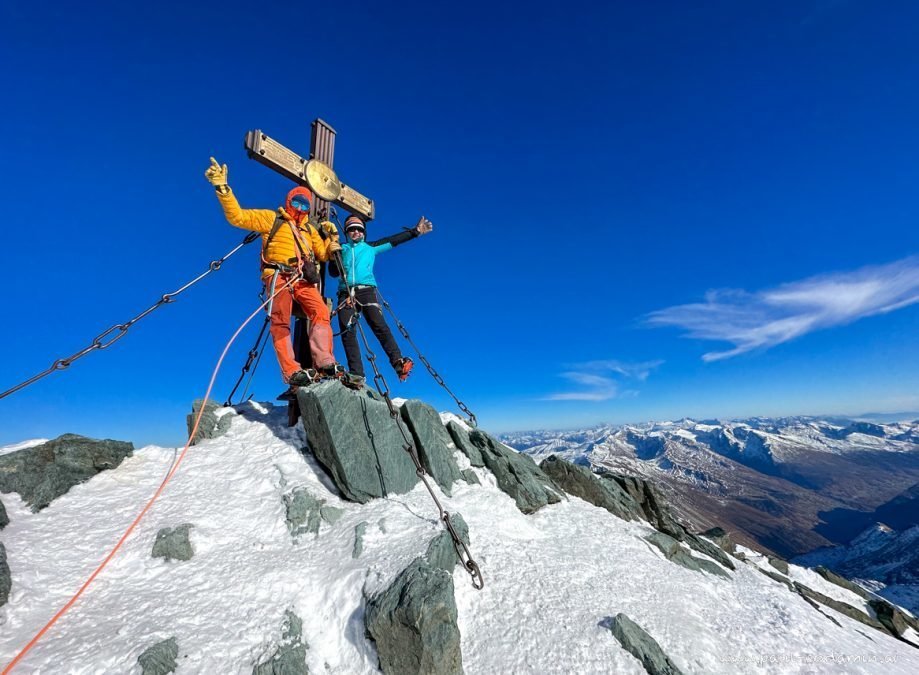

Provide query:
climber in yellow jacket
left=205, top=157, right=343, bottom=387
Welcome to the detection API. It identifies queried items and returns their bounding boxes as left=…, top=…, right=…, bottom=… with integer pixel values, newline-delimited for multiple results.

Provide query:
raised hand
left=414, top=216, right=433, bottom=235
left=204, top=157, right=228, bottom=187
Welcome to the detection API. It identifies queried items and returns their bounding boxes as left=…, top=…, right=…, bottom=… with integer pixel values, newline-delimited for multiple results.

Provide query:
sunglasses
left=290, top=196, right=311, bottom=211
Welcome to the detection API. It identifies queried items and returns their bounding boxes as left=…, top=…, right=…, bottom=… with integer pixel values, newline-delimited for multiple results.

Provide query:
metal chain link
left=223, top=315, right=271, bottom=406
left=375, top=290, right=477, bottom=427
left=0, top=233, right=260, bottom=401
left=356, top=320, right=484, bottom=590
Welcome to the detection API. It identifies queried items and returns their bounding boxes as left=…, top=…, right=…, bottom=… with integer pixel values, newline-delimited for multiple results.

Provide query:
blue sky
left=1, top=0, right=918, bottom=446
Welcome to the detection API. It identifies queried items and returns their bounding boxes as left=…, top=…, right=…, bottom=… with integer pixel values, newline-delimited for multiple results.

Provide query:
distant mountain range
left=500, top=416, right=919, bottom=559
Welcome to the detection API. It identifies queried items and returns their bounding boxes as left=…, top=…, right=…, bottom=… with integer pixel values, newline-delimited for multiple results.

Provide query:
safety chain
left=356, top=319, right=484, bottom=590
left=0, top=233, right=260, bottom=401
left=376, top=290, right=477, bottom=428
left=223, top=315, right=271, bottom=406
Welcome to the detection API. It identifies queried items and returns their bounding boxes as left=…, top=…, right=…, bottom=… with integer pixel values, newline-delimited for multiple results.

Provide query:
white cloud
left=646, top=256, right=919, bottom=361
left=543, top=360, right=663, bottom=401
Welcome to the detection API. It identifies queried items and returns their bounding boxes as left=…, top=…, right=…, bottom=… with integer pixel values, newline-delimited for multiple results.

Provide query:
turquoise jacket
left=337, top=240, right=392, bottom=291
left=333, top=228, right=418, bottom=293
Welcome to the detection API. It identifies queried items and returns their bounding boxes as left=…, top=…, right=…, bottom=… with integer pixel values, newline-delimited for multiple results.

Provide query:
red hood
left=284, top=186, right=313, bottom=222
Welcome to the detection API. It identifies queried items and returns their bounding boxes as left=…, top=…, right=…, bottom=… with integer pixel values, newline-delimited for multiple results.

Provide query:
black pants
left=337, top=286, right=403, bottom=377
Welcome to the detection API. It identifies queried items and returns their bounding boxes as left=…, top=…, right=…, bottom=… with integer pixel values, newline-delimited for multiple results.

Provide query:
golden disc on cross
left=304, top=160, right=342, bottom=201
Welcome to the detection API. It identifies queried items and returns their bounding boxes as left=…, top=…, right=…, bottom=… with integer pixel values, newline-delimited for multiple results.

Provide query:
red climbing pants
left=264, top=276, right=335, bottom=381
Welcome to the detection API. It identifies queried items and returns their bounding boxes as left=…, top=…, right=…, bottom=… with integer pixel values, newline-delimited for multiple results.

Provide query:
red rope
left=3, top=278, right=296, bottom=673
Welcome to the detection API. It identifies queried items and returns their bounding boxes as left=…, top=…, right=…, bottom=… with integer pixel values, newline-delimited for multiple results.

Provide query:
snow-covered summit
left=1, top=401, right=919, bottom=673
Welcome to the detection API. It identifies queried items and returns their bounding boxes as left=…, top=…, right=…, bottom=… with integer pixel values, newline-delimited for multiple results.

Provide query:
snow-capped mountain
left=3, top=398, right=919, bottom=673
left=501, top=417, right=919, bottom=558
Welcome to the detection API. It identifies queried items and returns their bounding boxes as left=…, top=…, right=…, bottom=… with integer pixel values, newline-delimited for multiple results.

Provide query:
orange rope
left=3, top=278, right=296, bottom=673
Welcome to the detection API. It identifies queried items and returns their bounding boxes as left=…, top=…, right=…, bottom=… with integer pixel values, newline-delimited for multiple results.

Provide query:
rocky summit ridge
left=1, top=395, right=918, bottom=672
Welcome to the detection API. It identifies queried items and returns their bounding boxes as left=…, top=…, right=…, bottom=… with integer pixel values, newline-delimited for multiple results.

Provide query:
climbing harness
left=3, top=277, right=298, bottom=674
left=0, top=232, right=260, bottom=401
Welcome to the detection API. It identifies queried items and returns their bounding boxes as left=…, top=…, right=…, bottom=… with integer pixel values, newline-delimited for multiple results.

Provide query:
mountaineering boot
left=318, top=363, right=345, bottom=379
left=395, top=357, right=414, bottom=382
left=341, top=372, right=366, bottom=390
left=288, top=369, right=320, bottom=387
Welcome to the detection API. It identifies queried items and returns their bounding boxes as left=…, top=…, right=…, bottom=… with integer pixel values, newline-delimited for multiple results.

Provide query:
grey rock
left=353, top=522, right=369, bottom=559
left=794, top=582, right=887, bottom=633
left=285, top=489, right=324, bottom=537
left=424, top=514, right=470, bottom=572
left=646, top=532, right=731, bottom=580
left=365, top=559, right=462, bottom=675
left=464, top=429, right=561, bottom=514
left=460, top=469, right=480, bottom=485
left=297, top=382, right=418, bottom=503
left=0, top=434, right=133, bottom=511
left=186, top=399, right=232, bottom=445
left=0, top=497, right=8, bottom=529
left=446, top=422, right=484, bottom=467
left=0, top=543, right=10, bottom=607
left=814, top=566, right=872, bottom=600
left=253, top=610, right=308, bottom=675
left=137, top=637, right=178, bottom=675
left=152, top=524, right=194, bottom=562
left=319, top=505, right=344, bottom=525
left=868, top=599, right=914, bottom=639
left=758, top=566, right=795, bottom=591
left=767, top=557, right=789, bottom=574
left=604, top=613, right=683, bottom=675
left=603, top=474, right=685, bottom=541
left=698, top=527, right=736, bottom=555
left=539, top=455, right=640, bottom=522
left=683, top=534, right=736, bottom=571
left=401, top=400, right=464, bottom=496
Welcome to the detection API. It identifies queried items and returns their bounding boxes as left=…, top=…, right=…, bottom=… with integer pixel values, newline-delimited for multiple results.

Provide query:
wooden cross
left=243, top=119, right=374, bottom=425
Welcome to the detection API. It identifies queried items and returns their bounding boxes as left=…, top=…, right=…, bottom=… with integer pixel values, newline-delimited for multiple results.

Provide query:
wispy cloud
left=544, top=360, right=663, bottom=401
left=646, top=256, right=919, bottom=361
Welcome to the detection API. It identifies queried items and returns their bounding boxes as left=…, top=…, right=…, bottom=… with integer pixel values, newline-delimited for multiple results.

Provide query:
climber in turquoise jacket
left=329, top=214, right=433, bottom=386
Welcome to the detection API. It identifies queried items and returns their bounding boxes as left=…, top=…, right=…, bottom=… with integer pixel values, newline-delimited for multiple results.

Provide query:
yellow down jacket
left=216, top=188, right=335, bottom=278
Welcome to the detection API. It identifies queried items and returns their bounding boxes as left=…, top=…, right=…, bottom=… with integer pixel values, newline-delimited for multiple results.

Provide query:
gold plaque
left=305, top=160, right=342, bottom=201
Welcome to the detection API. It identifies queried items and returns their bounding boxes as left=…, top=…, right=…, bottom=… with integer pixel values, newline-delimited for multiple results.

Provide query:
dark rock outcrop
left=767, top=557, right=789, bottom=575
left=253, top=610, right=308, bottom=674
left=645, top=532, right=731, bottom=580
left=0, top=543, right=10, bottom=607
left=814, top=566, right=872, bottom=600
left=137, top=637, right=178, bottom=675
left=539, top=455, right=640, bottom=522
left=401, top=400, right=463, bottom=496
left=758, top=566, right=795, bottom=591
left=604, top=613, right=684, bottom=675
left=365, top=514, right=469, bottom=675
left=0, top=497, right=8, bottom=529
left=450, top=426, right=560, bottom=514
left=152, top=524, right=194, bottom=562
left=446, top=422, right=485, bottom=467
left=604, top=474, right=683, bottom=540
left=0, top=434, right=133, bottom=511
left=460, top=469, right=480, bottom=485
left=793, top=582, right=886, bottom=632
left=186, top=399, right=232, bottom=445
left=297, top=382, right=418, bottom=503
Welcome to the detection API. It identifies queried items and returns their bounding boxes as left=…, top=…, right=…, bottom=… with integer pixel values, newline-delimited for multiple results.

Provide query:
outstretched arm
left=369, top=216, right=433, bottom=250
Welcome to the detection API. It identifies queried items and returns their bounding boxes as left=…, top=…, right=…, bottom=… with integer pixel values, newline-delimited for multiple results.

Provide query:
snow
left=0, top=439, right=48, bottom=456
left=2, top=403, right=919, bottom=673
